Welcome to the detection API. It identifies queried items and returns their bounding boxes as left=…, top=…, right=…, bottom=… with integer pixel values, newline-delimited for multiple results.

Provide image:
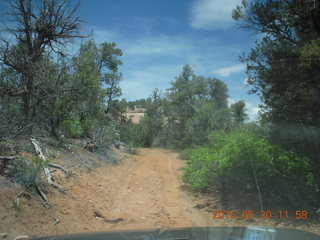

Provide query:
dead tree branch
left=30, top=138, right=53, bottom=184
left=30, top=138, right=66, bottom=196
left=35, top=181, right=48, bottom=203
left=48, top=163, right=68, bottom=174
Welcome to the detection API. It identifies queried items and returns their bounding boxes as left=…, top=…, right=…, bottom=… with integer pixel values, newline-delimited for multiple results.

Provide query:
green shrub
left=10, top=157, right=48, bottom=187
left=82, top=118, right=119, bottom=154
left=119, top=121, right=144, bottom=145
left=179, top=148, right=196, bottom=160
left=182, top=146, right=216, bottom=190
left=182, top=128, right=313, bottom=195
left=61, top=116, right=84, bottom=137
left=125, top=142, right=140, bottom=155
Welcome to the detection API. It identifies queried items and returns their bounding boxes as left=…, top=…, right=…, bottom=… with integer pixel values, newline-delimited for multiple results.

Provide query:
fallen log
left=48, top=163, right=68, bottom=174
left=30, top=138, right=66, bottom=199
left=51, top=182, right=65, bottom=193
left=30, top=138, right=53, bottom=184
left=35, top=181, right=48, bottom=203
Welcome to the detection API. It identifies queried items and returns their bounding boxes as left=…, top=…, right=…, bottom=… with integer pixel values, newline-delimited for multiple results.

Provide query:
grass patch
left=124, top=142, right=140, bottom=155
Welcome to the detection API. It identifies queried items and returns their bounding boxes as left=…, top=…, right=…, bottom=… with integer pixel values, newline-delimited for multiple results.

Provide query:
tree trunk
left=22, top=92, right=30, bottom=124
left=22, top=75, right=33, bottom=125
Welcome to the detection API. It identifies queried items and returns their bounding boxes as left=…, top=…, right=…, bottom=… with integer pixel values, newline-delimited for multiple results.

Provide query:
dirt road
left=0, top=148, right=209, bottom=238
left=106, top=148, right=208, bottom=230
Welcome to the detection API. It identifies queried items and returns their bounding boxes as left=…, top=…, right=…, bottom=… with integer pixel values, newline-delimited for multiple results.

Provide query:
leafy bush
left=179, top=148, right=196, bottom=160
left=8, top=157, right=48, bottom=187
left=83, top=118, right=119, bottom=152
left=182, top=128, right=315, bottom=201
left=118, top=121, right=144, bottom=146
left=124, top=142, right=140, bottom=155
left=60, top=116, right=84, bottom=138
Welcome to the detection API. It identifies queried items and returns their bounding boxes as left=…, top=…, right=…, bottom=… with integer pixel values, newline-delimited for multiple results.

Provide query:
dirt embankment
left=1, top=148, right=319, bottom=239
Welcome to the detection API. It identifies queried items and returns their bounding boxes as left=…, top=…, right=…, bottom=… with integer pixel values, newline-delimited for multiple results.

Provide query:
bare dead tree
left=0, top=0, right=85, bottom=124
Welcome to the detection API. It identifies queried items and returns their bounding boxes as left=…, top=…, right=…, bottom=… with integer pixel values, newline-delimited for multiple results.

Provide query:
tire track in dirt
left=106, top=148, right=209, bottom=230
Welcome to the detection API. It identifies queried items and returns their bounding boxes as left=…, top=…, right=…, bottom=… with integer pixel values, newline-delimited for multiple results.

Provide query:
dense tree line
left=121, top=64, right=248, bottom=148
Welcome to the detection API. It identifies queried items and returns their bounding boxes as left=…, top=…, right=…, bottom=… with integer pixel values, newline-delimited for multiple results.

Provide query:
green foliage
left=11, top=157, right=48, bottom=187
left=162, top=65, right=232, bottom=148
left=121, top=65, right=238, bottom=149
left=233, top=0, right=320, bottom=189
left=32, top=156, right=49, bottom=168
left=127, top=98, right=151, bottom=110
left=182, top=146, right=215, bottom=190
left=124, top=142, right=140, bottom=155
left=207, top=78, right=229, bottom=108
left=230, top=100, right=248, bottom=124
left=184, top=103, right=231, bottom=146
left=182, top=128, right=315, bottom=199
left=119, top=121, right=144, bottom=146
left=179, top=148, right=195, bottom=160
left=61, top=117, right=84, bottom=138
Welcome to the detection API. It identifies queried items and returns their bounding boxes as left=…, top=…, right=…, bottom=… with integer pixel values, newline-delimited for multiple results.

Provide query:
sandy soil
left=0, top=148, right=319, bottom=239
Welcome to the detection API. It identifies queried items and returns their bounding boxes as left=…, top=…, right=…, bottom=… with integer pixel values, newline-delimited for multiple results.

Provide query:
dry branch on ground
left=30, top=138, right=69, bottom=202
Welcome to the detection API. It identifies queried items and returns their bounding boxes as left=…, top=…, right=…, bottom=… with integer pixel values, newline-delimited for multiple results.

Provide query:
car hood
left=32, top=226, right=320, bottom=240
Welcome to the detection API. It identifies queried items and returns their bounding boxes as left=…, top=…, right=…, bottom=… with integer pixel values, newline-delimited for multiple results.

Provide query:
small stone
left=0, top=233, right=7, bottom=238
left=138, top=202, right=142, bottom=205
left=14, top=236, right=29, bottom=240
left=53, top=219, right=60, bottom=225
left=128, top=189, right=131, bottom=192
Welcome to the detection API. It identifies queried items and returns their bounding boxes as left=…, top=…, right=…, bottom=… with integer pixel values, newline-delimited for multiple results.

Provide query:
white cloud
left=88, top=28, right=193, bottom=58
left=212, top=63, right=246, bottom=77
left=190, top=0, right=241, bottom=30
left=125, top=35, right=191, bottom=56
left=121, top=64, right=183, bottom=100
left=246, top=102, right=260, bottom=121
left=227, top=98, right=234, bottom=108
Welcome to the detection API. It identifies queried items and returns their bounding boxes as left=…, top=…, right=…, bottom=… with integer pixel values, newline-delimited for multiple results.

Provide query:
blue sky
left=79, top=0, right=261, bottom=120
left=0, top=0, right=261, bottom=120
